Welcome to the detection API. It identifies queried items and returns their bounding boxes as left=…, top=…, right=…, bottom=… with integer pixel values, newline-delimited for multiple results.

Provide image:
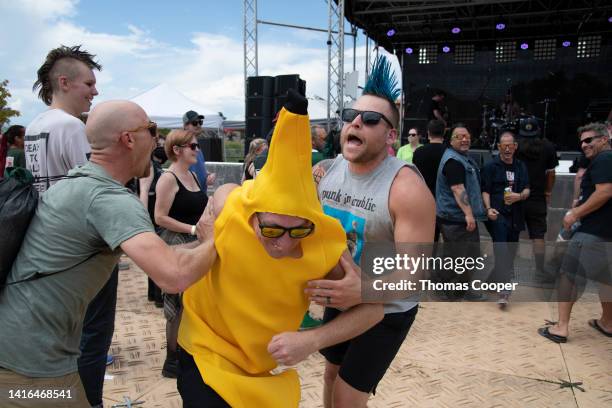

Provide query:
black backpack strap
left=1, top=251, right=101, bottom=288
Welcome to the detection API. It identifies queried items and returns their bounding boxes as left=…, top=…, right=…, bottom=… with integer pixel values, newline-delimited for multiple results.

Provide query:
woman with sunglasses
left=154, top=129, right=208, bottom=378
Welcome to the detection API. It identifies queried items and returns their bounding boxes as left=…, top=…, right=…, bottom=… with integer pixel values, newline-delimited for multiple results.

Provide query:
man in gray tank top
left=305, top=80, right=436, bottom=405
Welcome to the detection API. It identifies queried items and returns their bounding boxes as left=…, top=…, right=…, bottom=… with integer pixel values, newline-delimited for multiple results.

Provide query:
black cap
left=182, top=110, right=204, bottom=124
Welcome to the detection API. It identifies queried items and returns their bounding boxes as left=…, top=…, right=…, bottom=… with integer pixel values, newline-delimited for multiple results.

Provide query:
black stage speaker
left=246, top=96, right=273, bottom=118
left=246, top=117, right=272, bottom=142
left=274, top=75, right=306, bottom=97
left=247, top=76, right=274, bottom=97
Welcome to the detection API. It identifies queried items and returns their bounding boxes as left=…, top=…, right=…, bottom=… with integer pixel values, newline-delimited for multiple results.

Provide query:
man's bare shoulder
left=390, top=166, right=433, bottom=208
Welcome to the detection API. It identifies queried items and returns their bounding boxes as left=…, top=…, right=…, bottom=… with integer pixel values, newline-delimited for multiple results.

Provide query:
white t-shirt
left=25, top=109, right=91, bottom=192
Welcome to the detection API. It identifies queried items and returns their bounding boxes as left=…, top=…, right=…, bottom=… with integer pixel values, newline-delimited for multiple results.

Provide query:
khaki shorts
left=0, top=367, right=88, bottom=407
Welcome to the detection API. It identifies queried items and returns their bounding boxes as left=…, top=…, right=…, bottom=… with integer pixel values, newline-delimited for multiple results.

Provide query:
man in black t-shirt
left=516, top=121, right=558, bottom=276
left=539, top=123, right=612, bottom=343
left=414, top=119, right=446, bottom=242
left=481, top=132, right=530, bottom=307
left=428, top=90, right=448, bottom=129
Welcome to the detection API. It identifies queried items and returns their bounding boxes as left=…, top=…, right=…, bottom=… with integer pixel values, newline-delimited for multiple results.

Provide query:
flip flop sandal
left=538, top=326, right=567, bottom=343
left=588, top=319, right=612, bottom=338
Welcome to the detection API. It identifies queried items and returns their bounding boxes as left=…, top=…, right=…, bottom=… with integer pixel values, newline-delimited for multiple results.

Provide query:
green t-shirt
left=0, top=162, right=153, bottom=377
left=5, top=147, right=26, bottom=169
left=397, top=143, right=422, bottom=164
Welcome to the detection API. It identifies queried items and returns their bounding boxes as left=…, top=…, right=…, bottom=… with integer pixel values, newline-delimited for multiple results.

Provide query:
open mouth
left=346, top=134, right=363, bottom=146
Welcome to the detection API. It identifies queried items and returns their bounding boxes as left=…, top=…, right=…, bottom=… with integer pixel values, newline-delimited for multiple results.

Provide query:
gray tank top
left=319, top=155, right=419, bottom=313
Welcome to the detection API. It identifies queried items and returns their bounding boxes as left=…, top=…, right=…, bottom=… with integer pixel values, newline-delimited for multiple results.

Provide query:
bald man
left=0, top=101, right=217, bottom=408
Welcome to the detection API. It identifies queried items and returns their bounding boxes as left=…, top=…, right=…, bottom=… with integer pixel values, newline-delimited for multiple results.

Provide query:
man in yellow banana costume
left=177, top=90, right=382, bottom=407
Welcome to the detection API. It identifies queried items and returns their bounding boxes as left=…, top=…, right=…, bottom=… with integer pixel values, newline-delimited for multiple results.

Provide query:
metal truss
left=243, top=0, right=258, bottom=88
left=327, top=0, right=345, bottom=127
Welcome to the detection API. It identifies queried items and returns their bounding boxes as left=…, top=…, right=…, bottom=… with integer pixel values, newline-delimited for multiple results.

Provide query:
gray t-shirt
left=319, top=155, right=419, bottom=314
left=0, top=162, right=153, bottom=377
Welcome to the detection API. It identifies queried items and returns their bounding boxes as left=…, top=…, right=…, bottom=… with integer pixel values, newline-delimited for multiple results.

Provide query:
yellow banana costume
left=178, top=106, right=346, bottom=407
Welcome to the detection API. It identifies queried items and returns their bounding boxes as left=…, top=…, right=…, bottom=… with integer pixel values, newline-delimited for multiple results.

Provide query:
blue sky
left=1, top=0, right=399, bottom=125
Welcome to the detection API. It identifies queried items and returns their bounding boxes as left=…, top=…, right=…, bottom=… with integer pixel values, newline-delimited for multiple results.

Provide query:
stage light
left=520, top=42, right=529, bottom=50
left=562, top=41, right=571, bottom=47
left=405, top=47, right=414, bottom=54
left=387, top=29, right=396, bottom=37
left=451, top=27, right=461, bottom=34
left=496, top=22, right=506, bottom=30
left=442, top=46, right=451, bottom=53
left=608, top=16, right=612, bottom=23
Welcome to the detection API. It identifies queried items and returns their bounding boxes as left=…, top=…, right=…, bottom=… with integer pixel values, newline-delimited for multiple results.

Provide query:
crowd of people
left=0, top=44, right=611, bottom=408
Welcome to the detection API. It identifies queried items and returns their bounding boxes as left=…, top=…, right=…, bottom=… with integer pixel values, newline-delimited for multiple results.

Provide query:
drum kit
left=478, top=104, right=544, bottom=150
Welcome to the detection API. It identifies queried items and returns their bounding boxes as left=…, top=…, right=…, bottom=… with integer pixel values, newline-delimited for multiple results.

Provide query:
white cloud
left=1, top=1, right=403, bottom=126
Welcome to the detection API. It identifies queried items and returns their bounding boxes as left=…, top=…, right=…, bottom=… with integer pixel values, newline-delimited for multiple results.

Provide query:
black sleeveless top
left=167, top=171, right=208, bottom=225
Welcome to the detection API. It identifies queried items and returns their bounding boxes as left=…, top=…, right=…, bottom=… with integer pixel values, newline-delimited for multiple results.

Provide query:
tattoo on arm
left=460, top=190, right=470, bottom=206
left=313, top=159, right=333, bottom=186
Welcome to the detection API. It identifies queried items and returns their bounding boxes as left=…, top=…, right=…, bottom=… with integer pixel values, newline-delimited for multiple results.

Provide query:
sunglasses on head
left=180, top=142, right=200, bottom=151
left=190, top=120, right=203, bottom=127
left=127, top=121, right=157, bottom=138
left=580, top=135, right=603, bottom=145
left=341, top=108, right=394, bottom=128
left=256, top=214, right=315, bottom=239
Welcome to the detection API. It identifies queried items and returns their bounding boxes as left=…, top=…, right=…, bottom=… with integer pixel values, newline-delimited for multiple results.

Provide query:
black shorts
left=523, top=198, right=547, bottom=239
left=320, top=306, right=418, bottom=393
left=177, top=347, right=230, bottom=408
left=560, top=232, right=612, bottom=289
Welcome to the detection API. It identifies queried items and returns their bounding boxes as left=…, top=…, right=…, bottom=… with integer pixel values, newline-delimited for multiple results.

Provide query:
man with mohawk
left=176, top=90, right=383, bottom=408
left=306, top=55, right=436, bottom=407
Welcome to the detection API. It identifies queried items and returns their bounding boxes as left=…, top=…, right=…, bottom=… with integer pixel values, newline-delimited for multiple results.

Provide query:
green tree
left=0, top=79, right=20, bottom=127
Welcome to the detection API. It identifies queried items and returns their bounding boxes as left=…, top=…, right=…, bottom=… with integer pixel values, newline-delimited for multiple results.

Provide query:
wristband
left=190, top=225, right=197, bottom=236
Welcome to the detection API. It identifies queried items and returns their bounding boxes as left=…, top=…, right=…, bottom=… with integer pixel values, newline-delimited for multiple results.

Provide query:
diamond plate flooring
left=103, top=257, right=611, bottom=407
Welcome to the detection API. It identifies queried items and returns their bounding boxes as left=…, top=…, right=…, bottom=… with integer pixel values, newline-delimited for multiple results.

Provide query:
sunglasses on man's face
left=580, top=135, right=603, bottom=145
left=190, top=120, right=203, bottom=127
left=127, top=121, right=157, bottom=138
left=256, top=214, right=315, bottom=239
left=180, top=142, right=200, bottom=151
left=341, top=108, right=394, bottom=128
left=408, top=133, right=418, bottom=137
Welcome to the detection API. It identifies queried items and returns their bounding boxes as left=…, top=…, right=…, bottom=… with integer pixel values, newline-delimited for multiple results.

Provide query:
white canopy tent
left=129, top=83, right=223, bottom=129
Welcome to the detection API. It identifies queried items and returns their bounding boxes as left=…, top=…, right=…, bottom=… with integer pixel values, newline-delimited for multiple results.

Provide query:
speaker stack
left=245, top=74, right=306, bottom=154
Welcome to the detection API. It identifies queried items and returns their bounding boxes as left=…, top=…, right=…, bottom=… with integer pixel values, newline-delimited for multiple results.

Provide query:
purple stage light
left=451, top=27, right=461, bottom=34
left=442, top=46, right=451, bottom=53
left=387, top=29, right=396, bottom=37
left=520, top=43, right=529, bottom=50
left=496, top=23, right=506, bottom=30
left=405, top=47, right=414, bottom=54
left=562, top=41, right=571, bottom=47
left=608, top=16, right=612, bottom=23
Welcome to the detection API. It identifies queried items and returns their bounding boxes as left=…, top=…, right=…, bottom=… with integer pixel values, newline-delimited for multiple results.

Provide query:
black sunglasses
left=256, top=214, right=315, bottom=239
left=580, top=135, right=603, bottom=145
left=127, top=121, right=157, bottom=138
left=190, top=120, right=203, bottom=127
left=341, top=108, right=394, bottom=128
left=180, top=142, right=200, bottom=151
left=408, top=133, right=418, bottom=136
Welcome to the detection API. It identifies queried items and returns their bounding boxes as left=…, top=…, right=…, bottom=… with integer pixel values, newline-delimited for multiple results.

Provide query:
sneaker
left=162, top=358, right=178, bottom=378
left=106, top=355, right=114, bottom=366
left=299, top=313, right=322, bottom=330
left=497, top=294, right=509, bottom=309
